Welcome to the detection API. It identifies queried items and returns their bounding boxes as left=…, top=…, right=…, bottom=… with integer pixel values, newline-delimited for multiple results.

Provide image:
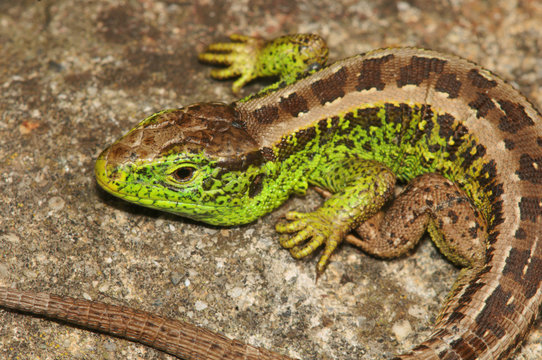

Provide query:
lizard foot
left=276, top=210, right=348, bottom=274
left=198, top=34, right=266, bottom=94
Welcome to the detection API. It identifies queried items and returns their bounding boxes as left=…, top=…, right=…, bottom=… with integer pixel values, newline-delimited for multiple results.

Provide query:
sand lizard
left=1, top=34, right=542, bottom=359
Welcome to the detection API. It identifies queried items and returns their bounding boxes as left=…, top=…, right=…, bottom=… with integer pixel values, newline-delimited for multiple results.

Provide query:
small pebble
left=170, top=271, right=182, bottom=285
left=195, top=300, right=208, bottom=311
left=48, top=196, right=65, bottom=211
left=392, top=319, right=413, bottom=341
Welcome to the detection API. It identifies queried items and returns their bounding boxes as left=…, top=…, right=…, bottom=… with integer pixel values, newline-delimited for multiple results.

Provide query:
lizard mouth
left=94, top=151, right=125, bottom=197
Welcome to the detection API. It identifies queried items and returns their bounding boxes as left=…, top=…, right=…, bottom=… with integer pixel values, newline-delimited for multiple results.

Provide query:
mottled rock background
left=1, top=0, right=541, bottom=359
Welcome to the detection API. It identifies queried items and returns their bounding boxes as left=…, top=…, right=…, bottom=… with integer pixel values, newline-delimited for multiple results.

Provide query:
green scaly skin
left=198, top=34, right=329, bottom=94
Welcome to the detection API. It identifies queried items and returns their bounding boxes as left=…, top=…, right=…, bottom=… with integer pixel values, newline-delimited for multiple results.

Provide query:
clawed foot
left=276, top=210, right=349, bottom=274
left=198, top=34, right=266, bottom=94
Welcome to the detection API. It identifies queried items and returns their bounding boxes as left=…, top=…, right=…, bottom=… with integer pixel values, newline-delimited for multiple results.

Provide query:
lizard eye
left=172, top=166, right=196, bottom=183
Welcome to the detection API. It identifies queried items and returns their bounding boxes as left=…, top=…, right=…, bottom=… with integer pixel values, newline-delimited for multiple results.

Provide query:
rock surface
left=1, top=1, right=541, bottom=359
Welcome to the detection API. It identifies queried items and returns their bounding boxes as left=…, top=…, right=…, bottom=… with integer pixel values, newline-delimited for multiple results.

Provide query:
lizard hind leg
left=348, top=173, right=492, bottom=359
left=348, top=173, right=488, bottom=268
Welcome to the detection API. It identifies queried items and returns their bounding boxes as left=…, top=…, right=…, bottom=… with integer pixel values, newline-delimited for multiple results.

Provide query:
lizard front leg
left=198, top=33, right=329, bottom=94
left=276, top=159, right=396, bottom=273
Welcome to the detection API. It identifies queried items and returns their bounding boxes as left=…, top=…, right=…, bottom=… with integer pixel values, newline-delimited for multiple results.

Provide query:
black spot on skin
left=487, top=230, right=499, bottom=245
left=294, top=127, right=316, bottom=145
left=460, top=143, right=486, bottom=172
left=276, top=126, right=317, bottom=160
left=437, top=113, right=455, bottom=139
left=317, top=115, right=341, bottom=137
left=447, top=210, right=459, bottom=223
left=467, top=69, right=497, bottom=89
left=356, top=54, right=394, bottom=91
left=476, top=160, right=498, bottom=190
left=446, top=122, right=468, bottom=163
left=456, top=280, right=486, bottom=306
left=397, top=56, right=446, bottom=87
left=356, top=107, right=386, bottom=128
left=423, top=110, right=435, bottom=135
left=252, top=105, right=279, bottom=124
left=311, top=67, right=347, bottom=105
left=503, top=248, right=542, bottom=298
left=248, top=174, right=263, bottom=198
left=406, top=104, right=434, bottom=150
left=537, top=137, right=542, bottom=147
left=503, top=248, right=530, bottom=281
left=201, top=177, right=215, bottom=191
left=498, top=100, right=535, bottom=134
left=317, top=115, right=343, bottom=146
left=425, top=199, right=434, bottom=207
left=468, top=93, right=495, bottom=118
left=518, top=197, right=542, bottom=222
left=435, top=73, right=462, bottom=98
left=490, top=202, right=505, bottom=230
left=475, top=285, right=514, bottom=339
left=279, top=92, right=309, bottom=117
left=503, top=139, right=515, bottom=150
left=468, top=225, right=479, bottom=238
left=427, top=143, right=440, bottom=153
left=411, top=344, right=431, bottom=351
left=385, top=103, right=412, bottom=127
left=446, top=311, right=465, bottom=323
left=516, top=154, right=542, bottom=184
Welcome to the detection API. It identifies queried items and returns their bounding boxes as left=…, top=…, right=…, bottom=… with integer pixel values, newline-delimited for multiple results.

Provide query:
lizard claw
left=276, top=210, right=346, bottom=273
left=198, top=34, right=266, bottom=94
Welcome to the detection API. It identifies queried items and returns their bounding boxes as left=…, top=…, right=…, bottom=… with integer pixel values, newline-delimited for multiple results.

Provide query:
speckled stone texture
left=1, top=0, right=541, bottom=359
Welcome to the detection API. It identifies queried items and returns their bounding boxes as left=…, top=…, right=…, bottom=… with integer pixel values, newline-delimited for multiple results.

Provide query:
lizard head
left=95, top=103, right=281, bottom=225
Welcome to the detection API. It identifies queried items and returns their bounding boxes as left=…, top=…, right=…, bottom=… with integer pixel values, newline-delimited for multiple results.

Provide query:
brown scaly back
left=100, top=102, right=263, bottom=171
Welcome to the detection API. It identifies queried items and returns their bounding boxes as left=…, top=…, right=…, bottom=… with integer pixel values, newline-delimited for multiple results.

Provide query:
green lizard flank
left=2, top=34, right=542, bottom=359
